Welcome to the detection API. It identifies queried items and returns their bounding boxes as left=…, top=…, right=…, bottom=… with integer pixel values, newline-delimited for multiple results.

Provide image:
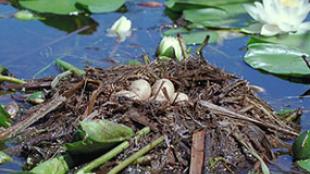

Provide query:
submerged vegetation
left=0, top=0, right=310, bottom=173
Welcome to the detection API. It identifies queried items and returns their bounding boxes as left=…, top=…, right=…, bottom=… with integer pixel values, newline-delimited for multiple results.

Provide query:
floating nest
left=4, top=58, right=299, bottom=173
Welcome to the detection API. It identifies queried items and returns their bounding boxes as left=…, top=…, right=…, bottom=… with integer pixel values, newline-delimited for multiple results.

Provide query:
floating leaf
left=81, top=119, right=134, bottom=143
left=76, top=0, right=125, bottom=13
left=164, top=28, right=218, bottom=45
left=166, top=0, right=254, bottom=29
left=19, top=0, right=79, bottom=15
left=293, top=130, right=310, bottom=160
left=244, top=43, right=310, bottom=78
left=0, top=105, right=11, bottom=128
left=65, top=119, right=134, bottom=154
left=248, top=33, right=310, bottom=54
left=26, top=91, right=45, bottom=105
left=30, top=156, right=69, bottom=174
left=297, top=159, right=310, bottom=172
left=14, top=10, right=40, bottom=20
left=0, top=151, right=12, bottom=164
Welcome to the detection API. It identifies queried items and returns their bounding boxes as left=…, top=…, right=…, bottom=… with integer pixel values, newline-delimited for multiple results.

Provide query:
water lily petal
left=243, top=4, right=261, bottom=21
left=261, top=24, right=282, bottom=36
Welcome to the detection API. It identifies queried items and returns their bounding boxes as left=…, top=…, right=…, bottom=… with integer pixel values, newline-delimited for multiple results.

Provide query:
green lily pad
left=248, top=33, right=310, bottom=54
left=76, top=0, right=125, bottom=13
left=19, top=0, right=79, bottom=15
left=30, top=156, right=69, bottom=174
left=65, top=119, right=134, bottom=154
left=244, top=43, right=310, bottom=78
left=293, top=130, right=310, bottom=160
left=166, top=0, right=254, bottom=29
left=164, top=28, right=219, bottom=45
left=297, top=159, right=310, bottom=172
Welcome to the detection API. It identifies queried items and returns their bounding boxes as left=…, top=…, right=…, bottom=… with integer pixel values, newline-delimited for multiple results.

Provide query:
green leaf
left=19, top=0, right=79, bottom=15
left=244, top=43, right=310, bottom=77
left=55, top=58, right=85, bottom=76
left=76, top=0, right=125, bottom=13
left=65, top=119, right=134, bottom=154
left=164, top=28, right=219, bottom=45
left=30, top=156, right=69, bottom=174
left=166, top=0, right=254, bottom=29
left=0, top=105, right=11, bottom=128
left=81, top=119, right=134, bottom=143
left=297, top=159, right=310, bottom=172
left=26, top=91, right=45, bottom=105
left=293, top=130, right=310, bottom=160
left=0, top=151, right=12, bottom=164
left=248, top=33, right=310, bottom=54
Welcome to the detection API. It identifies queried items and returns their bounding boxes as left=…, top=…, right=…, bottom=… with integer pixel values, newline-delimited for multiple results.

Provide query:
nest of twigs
left=6, top=58, right=299, bottom=173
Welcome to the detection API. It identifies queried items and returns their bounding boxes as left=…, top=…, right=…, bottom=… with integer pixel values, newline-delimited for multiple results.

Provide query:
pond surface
left=0, top=0, right=309, bottom=173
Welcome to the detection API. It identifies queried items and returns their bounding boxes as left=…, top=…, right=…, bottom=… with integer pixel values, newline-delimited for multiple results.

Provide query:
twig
left=51, top=70, right=72, bottom=89
left=301, top=55, right=310, bottom=71
left=189, top=130, right=206, bottom=174
left=196, top=35, right=210, bottom=60
left=0, top=95, right=66, bottom=140
left=82, top=81, right=103, bottom=118
left=177, top=33, right=188, bottom=60
left=0, top=75, right=26, bottom=84
left=77, top=127, right=151, bottom=174
left=199, top=100, right=298, bottom=136
left=107, top=136, right=165, bottom=174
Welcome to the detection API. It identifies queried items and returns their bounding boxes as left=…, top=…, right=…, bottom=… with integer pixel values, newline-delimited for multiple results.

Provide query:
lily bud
left=108, top=16, right=132, bottom=42
left=157, top=37, right=183, bottom=61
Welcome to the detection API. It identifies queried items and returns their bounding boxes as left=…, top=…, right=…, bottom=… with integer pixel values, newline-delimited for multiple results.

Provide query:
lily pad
left=244, top=43, right=310, bottom=78
left=76, top=0, right=125, bottom=13
left=166, top=0, right=254, bottom=29
left=248, top=33, right=310, bottom=54
left=30, top=156, right=69, bottom=174
left=293, top=130, right=310, bottom=160
left=19, top=0, right=79, bottom=15
left=297, top=159, right=310, bottom=172
left=80, top=119, right=134, bottom=143
left=65, top=119, right=134, bottom=154
left=164, top=28, right=218, bottom=45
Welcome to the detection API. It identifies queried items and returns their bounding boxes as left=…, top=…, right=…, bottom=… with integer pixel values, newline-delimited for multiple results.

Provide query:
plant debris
left=2, top=58, right=299, bottom=173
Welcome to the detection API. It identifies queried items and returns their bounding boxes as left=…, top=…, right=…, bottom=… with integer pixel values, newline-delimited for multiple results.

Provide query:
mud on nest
left=11, top=58, right=299, bottom=173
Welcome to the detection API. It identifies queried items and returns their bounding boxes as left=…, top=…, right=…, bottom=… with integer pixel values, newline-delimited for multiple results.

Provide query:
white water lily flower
left=108, top=16, right=132, bottom=42
left=244, top=0, right=310, bottom=36
left=157, top=37, right=183, bottom=61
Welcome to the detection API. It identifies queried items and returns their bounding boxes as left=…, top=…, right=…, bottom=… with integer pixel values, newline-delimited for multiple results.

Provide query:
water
left=0, top=0, right=309, bottom=172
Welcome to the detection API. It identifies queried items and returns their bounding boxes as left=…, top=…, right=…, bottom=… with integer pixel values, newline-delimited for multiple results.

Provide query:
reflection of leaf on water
left=40, top=14, right=98, bottom=35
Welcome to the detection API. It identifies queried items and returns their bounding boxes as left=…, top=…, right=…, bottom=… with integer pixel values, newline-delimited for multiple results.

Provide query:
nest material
left=13, top=58, right=298, bottom=173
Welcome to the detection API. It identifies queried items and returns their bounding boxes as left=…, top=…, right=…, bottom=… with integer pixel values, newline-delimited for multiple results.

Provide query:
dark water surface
left=0, top=0, right=309, bottom=173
